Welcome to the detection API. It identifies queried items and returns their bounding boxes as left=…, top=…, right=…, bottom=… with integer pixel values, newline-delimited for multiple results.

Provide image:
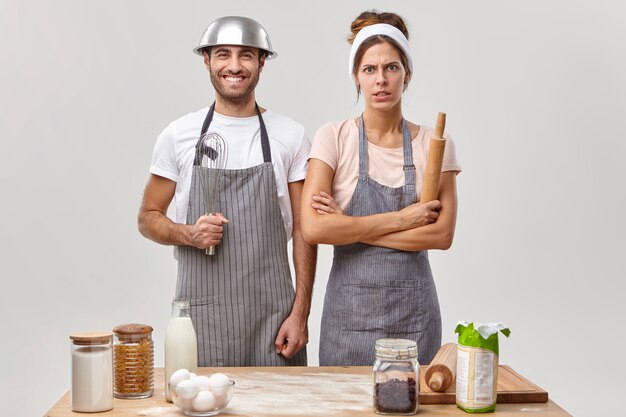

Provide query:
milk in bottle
left=164, top=300, right=198, bottom=402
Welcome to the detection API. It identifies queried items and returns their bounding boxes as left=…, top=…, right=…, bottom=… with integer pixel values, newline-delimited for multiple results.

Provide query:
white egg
left=192, top=390, right=216, bottom=412
left=209, top=373, right=232, bottom=399
left=175, top=379, right=199, bottom=400
left=209, top=373, right=230, bottom=387
left=173, top=396, right=194, bottom=411
left=169, top=368, right=190, bottom=389
left=192, top=375, right=212, bottom=390
left=214, top=387, right=233, bottom=409
left=189, top=372, right=197, bottom=379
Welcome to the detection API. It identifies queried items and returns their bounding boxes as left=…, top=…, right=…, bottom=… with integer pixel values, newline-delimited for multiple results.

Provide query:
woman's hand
left=311, top=191, right=440, bottom=230
left=397, top=200, right=442, bottom=230
left=311, top=191, right=344, bottom=215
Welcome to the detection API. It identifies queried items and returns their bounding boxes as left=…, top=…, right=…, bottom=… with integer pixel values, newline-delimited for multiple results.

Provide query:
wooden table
left=46, top=366, right=572, bottom=417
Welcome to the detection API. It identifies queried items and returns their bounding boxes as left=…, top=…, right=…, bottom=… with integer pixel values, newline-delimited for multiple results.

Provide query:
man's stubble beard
left=210, top=69, right=261, bottom=108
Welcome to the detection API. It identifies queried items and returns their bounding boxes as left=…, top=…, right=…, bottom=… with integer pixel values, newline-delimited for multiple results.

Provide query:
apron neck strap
left=357, top=116, right=368, bottom=182
left=200, top=102, right=217, bottom=137
left=196, top=101, right=272, bottom=165
left=255, top=103, right=272, bottom=163
left=401, top=119, right=416, bottom=187
left=357, top=115, right=416, bottom=186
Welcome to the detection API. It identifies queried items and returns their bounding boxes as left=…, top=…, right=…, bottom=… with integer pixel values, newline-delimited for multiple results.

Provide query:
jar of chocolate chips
left=372, top=338, right=419, bottom=415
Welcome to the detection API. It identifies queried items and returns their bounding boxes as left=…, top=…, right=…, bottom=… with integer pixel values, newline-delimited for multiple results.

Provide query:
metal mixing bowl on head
left=193, top=16, right=277, bottom=59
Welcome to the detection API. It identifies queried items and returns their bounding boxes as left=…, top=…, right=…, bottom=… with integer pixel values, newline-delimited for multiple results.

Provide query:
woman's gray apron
left=175, top=103, right=306, bottom=367
left=319, top=117, right=441, bottom=366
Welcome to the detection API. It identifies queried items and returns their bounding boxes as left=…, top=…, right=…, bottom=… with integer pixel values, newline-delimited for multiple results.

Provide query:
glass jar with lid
left=372, top=338, right=419, bottom=415
left=112, top=323, right=154, bottom=399
left=70, top=332, right=113, bottom=412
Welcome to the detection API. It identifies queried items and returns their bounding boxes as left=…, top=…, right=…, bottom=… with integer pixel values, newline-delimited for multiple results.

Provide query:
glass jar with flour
left=69, top=332, right=113, bottom=412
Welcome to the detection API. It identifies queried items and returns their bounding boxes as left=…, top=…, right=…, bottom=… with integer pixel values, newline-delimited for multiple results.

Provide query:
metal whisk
left=197, top=132, right=228, bottom=255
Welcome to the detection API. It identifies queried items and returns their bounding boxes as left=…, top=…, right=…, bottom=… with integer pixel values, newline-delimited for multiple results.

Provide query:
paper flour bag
left=455, top=322, right=510, bottom=413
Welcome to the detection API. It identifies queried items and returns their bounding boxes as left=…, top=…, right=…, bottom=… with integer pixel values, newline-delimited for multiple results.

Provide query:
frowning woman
left=302, top=10, right=461, bottom=366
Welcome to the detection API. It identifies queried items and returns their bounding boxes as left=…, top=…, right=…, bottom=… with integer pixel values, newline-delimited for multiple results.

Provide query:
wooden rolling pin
left=420, top=112, right=447, bottom=202
left=425, top=342, right=457, bottom=392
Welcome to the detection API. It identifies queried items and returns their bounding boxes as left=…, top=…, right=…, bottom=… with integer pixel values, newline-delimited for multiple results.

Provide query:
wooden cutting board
left=419, top=365, right=548, bottom=404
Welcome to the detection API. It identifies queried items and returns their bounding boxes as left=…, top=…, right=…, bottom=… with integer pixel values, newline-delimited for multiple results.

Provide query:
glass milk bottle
left=69, top=332, right=113, bottom=412
left=164, top=299, right=198, bottom=402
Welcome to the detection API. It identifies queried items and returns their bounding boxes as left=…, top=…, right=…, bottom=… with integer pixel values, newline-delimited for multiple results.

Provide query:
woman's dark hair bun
left=347, top=10, right=409, bottom=44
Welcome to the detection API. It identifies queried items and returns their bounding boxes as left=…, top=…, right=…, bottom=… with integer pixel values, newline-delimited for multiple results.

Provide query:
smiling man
left=138, top=16, right=316, bottom=367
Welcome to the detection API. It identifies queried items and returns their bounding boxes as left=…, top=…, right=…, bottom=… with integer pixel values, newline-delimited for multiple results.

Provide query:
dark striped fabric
left=174, top=105, right=306, bottom=367
left=176, top=164, right=305, bottom=367
left=319, top=118, right=442, bottom=366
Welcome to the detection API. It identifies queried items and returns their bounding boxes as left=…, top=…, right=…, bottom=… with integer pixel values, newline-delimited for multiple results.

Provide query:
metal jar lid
left=375, top=338, right=418, bottom=360
left=193, top=16, right=277, bottom=59
left=70, top=332, right=113, bottom=345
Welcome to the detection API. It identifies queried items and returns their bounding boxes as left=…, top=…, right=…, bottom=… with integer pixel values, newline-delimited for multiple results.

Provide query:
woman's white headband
left=348, top=23, right=413, bottom=79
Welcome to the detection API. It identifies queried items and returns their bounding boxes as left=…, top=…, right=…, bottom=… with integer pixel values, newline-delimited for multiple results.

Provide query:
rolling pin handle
left=434, top=112, right=446, bottom=139
left=419, top=112, right=448, bottom=202
left=428, top=371, right=445, bottom=391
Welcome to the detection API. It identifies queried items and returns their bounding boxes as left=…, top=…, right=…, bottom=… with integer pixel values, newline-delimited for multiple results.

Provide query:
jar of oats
left=112, top=323, right=154, bottom=399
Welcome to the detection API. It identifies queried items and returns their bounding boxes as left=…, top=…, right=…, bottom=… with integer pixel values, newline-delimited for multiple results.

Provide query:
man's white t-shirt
left=150, top=107, right=310, bottom=239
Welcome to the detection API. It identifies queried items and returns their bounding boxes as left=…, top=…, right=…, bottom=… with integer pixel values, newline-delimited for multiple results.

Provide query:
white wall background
left=1, top=1, right=624, bottom=416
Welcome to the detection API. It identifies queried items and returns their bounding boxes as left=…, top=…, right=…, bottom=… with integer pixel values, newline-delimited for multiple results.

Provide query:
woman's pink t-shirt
left=309, top=118, right=462, bottom=209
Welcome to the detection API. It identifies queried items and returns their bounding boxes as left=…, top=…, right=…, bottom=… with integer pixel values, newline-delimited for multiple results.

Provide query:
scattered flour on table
left=224, top=372, right=371, bottom=415
left=136, top=406, right=181, bottom=416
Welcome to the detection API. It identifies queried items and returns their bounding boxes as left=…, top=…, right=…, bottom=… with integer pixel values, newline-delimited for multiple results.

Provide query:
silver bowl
left=193, top=16, right=277, bottom=59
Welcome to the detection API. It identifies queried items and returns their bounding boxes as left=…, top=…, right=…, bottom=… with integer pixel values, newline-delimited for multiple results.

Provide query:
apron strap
left=357, top=116, right=369, bottom=182
left=401, top=119, right=416, bottom=188
left=357, top=115, right=416, bottom=188
left=255, top=103, right=272, bottom=163
left=200, top=102, right=217, bottom=137
left=194, top=102, right=271, bottom=165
